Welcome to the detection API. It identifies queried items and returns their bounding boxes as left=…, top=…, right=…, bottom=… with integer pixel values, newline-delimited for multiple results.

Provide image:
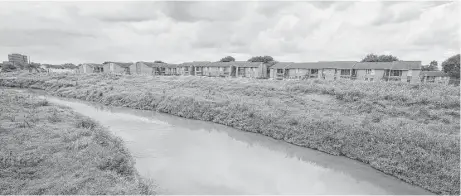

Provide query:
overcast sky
left=0, top=1, right=459, bottom=65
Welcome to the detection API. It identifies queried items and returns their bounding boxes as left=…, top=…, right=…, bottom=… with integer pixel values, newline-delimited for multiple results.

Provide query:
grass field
left=0, top=88, right=156, bottom=195
left=0, top=71, right=459, bottom=195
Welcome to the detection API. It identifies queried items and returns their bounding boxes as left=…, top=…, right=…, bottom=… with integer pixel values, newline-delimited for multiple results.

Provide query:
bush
left=75, top=118, right=97, bottom=130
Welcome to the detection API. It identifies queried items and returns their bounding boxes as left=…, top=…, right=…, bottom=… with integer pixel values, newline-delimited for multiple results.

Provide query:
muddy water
left=34, top=92, right=431, bottom=195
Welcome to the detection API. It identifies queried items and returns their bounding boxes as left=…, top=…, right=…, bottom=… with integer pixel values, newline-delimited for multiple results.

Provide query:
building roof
left=180, top=61, right=212, bottom=67
left=271, top=61, right=357, bottom=69
left=391, top=61, right=421, bottom=70
left=104, top=62, right=133, bottom=68
left=228, top=61, right=263, bottom=67
left=315, top=61, right=358, bottom=69
left=82, top=63, right=104, bottom=68
left=353, top=62, right=394, bottom=69
left=138, top=62, right=168, bottom=68
left=288, top=62, right=328, bottom=69
left=420, top=71, right=449, bottom=77
left=165, top=63, right=179, bottom=68
left=353, top=61, right=421, bottom=70
left=43, top=64, right=64, bottom=69
left=270, top=62, right=294, bottom=69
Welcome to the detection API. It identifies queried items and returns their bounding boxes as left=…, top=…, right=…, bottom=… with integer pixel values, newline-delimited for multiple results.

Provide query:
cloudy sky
left=0, top=1, right=459, bottom=65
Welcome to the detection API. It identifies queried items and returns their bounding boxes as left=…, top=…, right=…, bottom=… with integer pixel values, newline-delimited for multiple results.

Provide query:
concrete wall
left=422, top=75, right=449, bottom=85
left=103, top=64, right=110, bottom=73
left=260, top=64, right=268, bottom=78
left=408, top=69, right=421, bottom=84
left=237, top=67, right=256, bottom=78
left=436, top=76, right=450, bottom=85
left=108, top=63, right=129, bottom=74
left=356, top=69, right=379, bottom=81
left=203, top=66, right=231, bottom=77
left=269, top=69, right=276, bottom=79
left=78, top=65, right=85, bottom=74
left=236, top=64, right=268, bottom=78
left=177, top=66, right=194, bottom=76
left=131, top=63, right=152, bottom=75
left=322, top=69, right=336, bottom=80
left=165, top=67, right=179, bottom=75
left=48, top=68, right=78, bottom=74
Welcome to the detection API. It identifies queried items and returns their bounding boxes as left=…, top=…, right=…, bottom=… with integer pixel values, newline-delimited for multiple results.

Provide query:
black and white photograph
left=0, top=0, right=459, bottom=195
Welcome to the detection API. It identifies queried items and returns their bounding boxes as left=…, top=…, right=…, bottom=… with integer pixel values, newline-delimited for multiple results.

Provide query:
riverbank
left=0, top=72, right=459, bottom=195
left=0, top=88, right=156, bottom=195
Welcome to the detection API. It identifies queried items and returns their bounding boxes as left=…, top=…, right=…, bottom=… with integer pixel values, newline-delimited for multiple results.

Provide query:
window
left=407, top=76, right=412, bottom=83
left=340, top=69, right=351, bottom=75
left=277, top=69, right=283, bottom=74
left=365, top=78, right=369, bottom=81
left=370, top=78, right=374, bottom=81
left=365, top=69, right=371, bottom=74
left=389, top=70, right=402, bottom=77
left=184, top=67, right=189, bottom=71
left=311, top=69, right=318, bottom=74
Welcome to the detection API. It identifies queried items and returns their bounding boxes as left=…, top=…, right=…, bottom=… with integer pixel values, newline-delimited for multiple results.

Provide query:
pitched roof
left=271, top=61, right=357, bottom=69
left=352, top=61, right=421, bottom=70
left=180, top=61, right=212, bottom=67
left=420, top=71, right=449, bottom=77
left=289, top=62, right=329, bottom=69
left=315, top=61, right=357, bottom=69
left=353, top=62, right=394, bottom=69
left=270, top=62, right=294, bottom=69
left=165, top=63, right=179, bottom=68
left=44, top=64, right=64, bottom=69
left=104, top=62, right=133, bottom=68
left=228, top=61, right=263, bottom=67
left=138, top=61, right=168, bottom=68
left=391, top=61, right=421, bottom=70
left=82, top=63, right=104, bottom=68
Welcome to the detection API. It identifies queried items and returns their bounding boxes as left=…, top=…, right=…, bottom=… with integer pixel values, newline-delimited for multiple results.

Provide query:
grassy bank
left=1, top=71, right=459, bottom=195
left=0, top=88, right=156, bottom=195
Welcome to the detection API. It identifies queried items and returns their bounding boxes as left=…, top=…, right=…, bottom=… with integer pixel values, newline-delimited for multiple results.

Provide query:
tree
left=442, top=54, right=460, bottom=79
left=0, top=62, right=17, bottom=72
left=265, top=61, right=279, bottom=67
left=422, top=60, right=439, bottom=71
left=220, top=56, right=235, bottom=62
left=361, top=53, right=399, bottom=62
left=154, top=60, right=164, bottom=63
left=62, top=63, right=77, bottom=69
left=247, top=56, right=274, bottom=63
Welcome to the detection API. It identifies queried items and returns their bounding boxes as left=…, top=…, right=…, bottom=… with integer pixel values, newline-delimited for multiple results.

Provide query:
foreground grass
left=0, top=72, right=460, bottom=195
left=0, top=88, right=156, bottom=195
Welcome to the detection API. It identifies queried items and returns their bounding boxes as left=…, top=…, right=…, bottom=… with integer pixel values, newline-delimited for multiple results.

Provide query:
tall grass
left=0, top=71, right=459, bottom=195
left=0, top=89, right=156, bottom=195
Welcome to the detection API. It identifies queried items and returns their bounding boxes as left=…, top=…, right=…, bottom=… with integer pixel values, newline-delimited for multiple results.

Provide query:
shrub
left=75, top=118, right=97, bottom=130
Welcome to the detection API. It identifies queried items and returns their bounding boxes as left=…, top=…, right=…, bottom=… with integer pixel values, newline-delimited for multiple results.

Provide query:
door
left=136, top=63, right=141, bottom=74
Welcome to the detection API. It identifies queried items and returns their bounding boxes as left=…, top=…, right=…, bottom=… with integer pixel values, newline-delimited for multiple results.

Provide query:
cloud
left=161, top=1, right=249, bottom=22
left=0, top=1, right=458, bottom=65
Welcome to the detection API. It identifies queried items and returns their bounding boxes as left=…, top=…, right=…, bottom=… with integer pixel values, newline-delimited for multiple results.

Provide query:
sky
left=0, top=1, right=459, bottom=66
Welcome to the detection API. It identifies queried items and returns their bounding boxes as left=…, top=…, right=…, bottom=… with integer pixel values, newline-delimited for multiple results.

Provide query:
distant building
left=420, top=71, right=450, bottom=85
left=270, top=61, right=422, bottom=83
left=8, top=53, right=28, bottom=65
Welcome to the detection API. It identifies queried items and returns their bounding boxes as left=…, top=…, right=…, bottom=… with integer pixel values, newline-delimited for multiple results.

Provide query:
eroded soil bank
left=0, top=88, right=155, bottom=195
